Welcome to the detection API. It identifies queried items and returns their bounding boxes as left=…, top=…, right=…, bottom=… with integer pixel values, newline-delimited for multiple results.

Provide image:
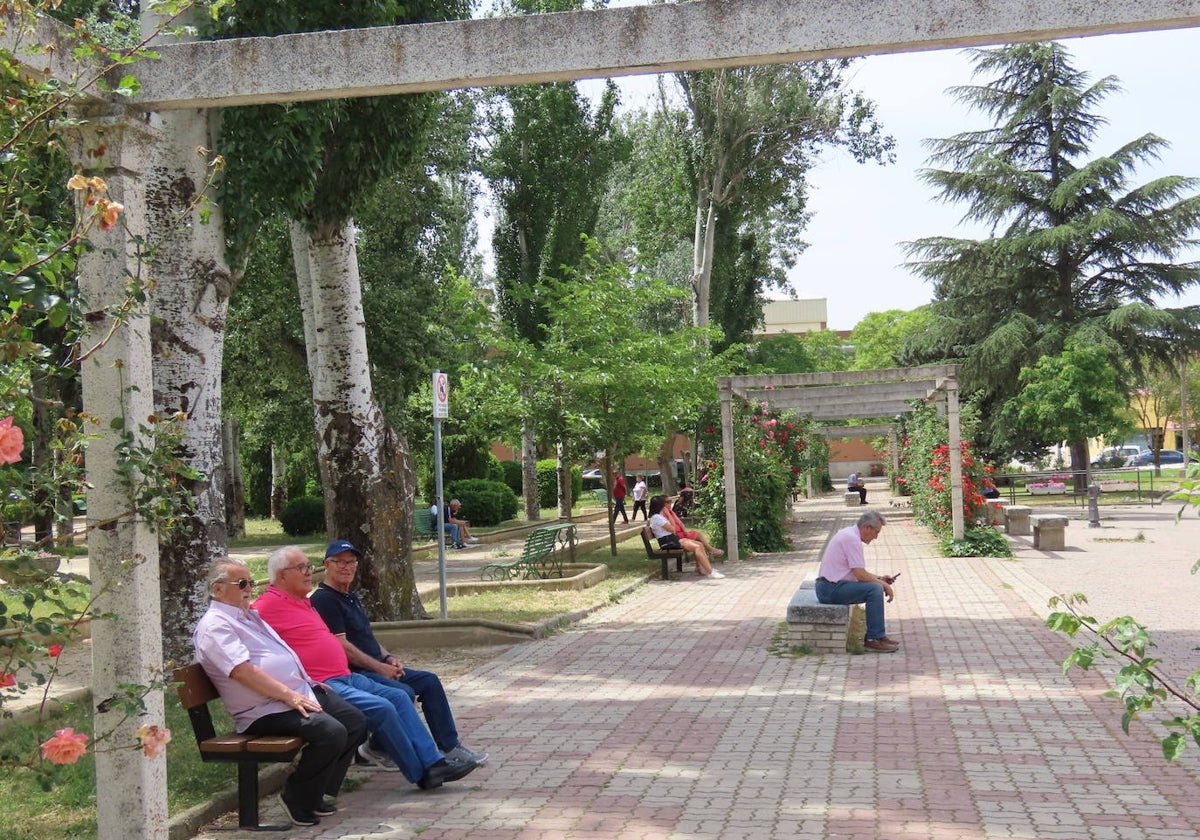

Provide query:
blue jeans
left=326, top=672, right=443, bottom=783
left=441, top=522, right=461, bottom=545
left=814, top=579, right=888, bottom=640
left=358, top=669, right=460, bottom=753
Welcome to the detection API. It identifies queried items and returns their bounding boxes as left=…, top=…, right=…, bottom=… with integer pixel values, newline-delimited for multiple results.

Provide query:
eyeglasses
left=283, top=563, right=313, bottom=574
left=326, top=557, right=359, bottom=567
left=219, top=578, right=253, bottom=590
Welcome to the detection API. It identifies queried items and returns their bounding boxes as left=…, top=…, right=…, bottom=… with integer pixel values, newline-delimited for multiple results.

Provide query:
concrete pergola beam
left=123, top=0, right=1200, bottom=110
left=815, top=424, right=898, bottom=438
left=797, top=401, right=921, bottom=421
left=746, top=379, right=939, bottom=404
left=721, top=364, right=962, bottom=397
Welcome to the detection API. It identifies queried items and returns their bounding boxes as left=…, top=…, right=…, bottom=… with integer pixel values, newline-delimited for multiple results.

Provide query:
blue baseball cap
left=324, top=540, right=362, bottom=559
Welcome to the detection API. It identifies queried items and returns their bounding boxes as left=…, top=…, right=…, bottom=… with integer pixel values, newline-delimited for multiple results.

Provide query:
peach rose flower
left=41, top=727, right=90, bottom=765
left=136, top=724, right=172, bottom=758
left=0, top=416, right=24, bottom=465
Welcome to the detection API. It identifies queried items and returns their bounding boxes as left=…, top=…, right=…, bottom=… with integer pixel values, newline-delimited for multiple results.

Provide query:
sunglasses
left=220, top=578, right=253, bottom=590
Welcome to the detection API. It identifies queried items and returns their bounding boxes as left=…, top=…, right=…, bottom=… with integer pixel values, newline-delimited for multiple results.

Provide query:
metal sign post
left=432, top=370, right=449, bottom=619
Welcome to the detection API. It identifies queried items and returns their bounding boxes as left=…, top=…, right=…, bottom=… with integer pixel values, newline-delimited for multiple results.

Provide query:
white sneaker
left=466, top=536, right=480, bottom=543
left=357, top=741, right=399, bottom=771
left=709, top=570, right=726, bottom=579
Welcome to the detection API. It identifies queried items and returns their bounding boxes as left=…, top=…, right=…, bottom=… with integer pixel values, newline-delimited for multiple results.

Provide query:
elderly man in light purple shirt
left=192, top=558, right=367, bottom=827
left=814, top=510, right=900, bottom=652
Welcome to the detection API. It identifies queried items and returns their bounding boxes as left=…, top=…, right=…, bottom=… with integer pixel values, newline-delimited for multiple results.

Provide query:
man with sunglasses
left=311, top=540, right=488, bottom=771
left=254, top=546, right=480, bottom=792
left=192, top=558, right=368, bottom=827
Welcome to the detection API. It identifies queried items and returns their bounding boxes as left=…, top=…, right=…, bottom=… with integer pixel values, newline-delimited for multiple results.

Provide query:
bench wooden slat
left=173, top=662, right=305, bottom=830
left=640, top=526, right=689, bottom=580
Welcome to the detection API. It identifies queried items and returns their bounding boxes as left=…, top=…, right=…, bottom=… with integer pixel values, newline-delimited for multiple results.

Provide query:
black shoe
left=278, top=792, right=320, bottom=827
left=313, top=795, right=338, bottom=816
left=417, top=756, right=479, bottom=790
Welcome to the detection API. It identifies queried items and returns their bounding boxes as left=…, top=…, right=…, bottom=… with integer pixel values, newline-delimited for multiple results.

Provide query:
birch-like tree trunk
left=222, top=418, right=246, bottom=538
left=146, top=107, right=234, bottom=662
left=521, top=411, right=540, bottom=521
left=270, top=443, right=288, bottom=519
left=290, top=219, right=423, bottom=620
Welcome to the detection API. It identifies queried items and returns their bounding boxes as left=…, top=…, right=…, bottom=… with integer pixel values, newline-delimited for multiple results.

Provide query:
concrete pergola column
left=66, top=106, right=168, bottom=840
left=719, top=382, right=739, bottom=565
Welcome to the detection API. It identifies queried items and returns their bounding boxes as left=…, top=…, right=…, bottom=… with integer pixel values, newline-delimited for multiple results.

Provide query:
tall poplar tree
left=905, top=42, right=1200, bottom=466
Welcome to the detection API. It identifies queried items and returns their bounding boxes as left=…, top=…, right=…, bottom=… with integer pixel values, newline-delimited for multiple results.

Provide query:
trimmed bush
left=444, top=479, right=519, bottom=527
left=535, top=460, right=582, bottom=509
left=280, top=495, right=325, bottom=536
left=499, top=460, right=523, bottom=497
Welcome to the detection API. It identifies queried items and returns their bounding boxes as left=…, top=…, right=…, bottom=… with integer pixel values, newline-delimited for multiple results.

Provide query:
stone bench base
left=1004, top=504, right=1032, bottom=536
left=843, top=492, right=861, bottom=507
left=1031, top=514, right=1069, bottom=551
left=787, top=582, right=865, bottom=654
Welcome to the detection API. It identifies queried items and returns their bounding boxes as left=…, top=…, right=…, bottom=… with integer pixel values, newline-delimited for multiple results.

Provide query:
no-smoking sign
left=433, top=371, right=449, bottom=418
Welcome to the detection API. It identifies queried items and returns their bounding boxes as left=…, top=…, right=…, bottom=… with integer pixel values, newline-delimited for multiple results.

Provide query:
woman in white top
left=648, top=495, right=722, bottom=578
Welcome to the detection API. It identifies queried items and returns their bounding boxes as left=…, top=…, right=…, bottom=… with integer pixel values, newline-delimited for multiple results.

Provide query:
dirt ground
left=403, top=644, right=516, bottom=683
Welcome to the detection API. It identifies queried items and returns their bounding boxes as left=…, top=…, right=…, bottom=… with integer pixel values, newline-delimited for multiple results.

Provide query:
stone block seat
left=786, top=573, right=863, bottom=653
left=843, top=492, right=861, bottom=508
left=1003, top=504, right=1032, bottom=536
left=1031, top=514, right=1069, bottom=551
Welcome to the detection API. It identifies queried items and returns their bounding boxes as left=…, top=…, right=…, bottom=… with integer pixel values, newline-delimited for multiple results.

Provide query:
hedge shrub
left=535, top=460, right=582, bottom=509
left=280, top=495, right=325, bottom=537
left=444, top=479, right=519, bottom=526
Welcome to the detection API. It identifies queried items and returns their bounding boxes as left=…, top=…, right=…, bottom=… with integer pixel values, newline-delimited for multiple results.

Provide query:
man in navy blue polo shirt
left=310, top=540, right=488, bottom=770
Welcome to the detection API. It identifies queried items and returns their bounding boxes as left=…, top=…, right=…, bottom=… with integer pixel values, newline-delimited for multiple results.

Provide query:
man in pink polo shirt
left=254, top=546, right=479, bottom=790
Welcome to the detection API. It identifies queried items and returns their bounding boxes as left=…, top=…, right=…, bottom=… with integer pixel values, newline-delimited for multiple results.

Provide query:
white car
left=1091, top=445, right=1141, bottom=467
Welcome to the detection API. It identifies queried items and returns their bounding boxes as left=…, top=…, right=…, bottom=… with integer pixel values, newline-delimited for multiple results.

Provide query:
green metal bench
left=591, top=489, right=608, bottom=506
left=414, top=507, right=436, bottom=539
left=480, top=523, right=576, bottom=581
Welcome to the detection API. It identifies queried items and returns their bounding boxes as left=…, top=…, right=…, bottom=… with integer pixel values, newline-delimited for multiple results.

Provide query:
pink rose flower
left=48, top=644, right=63, bottom=658
left=136, top=724, right=172, bottom=758
left=0, top=416, right=24, bottom=464
left=0, top=672, right=15, bottom=688
left=41, top=727, right=90, bottom=765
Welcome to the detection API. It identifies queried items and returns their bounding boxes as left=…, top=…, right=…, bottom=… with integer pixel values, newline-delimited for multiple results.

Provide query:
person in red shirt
left=254, top=546, right=479, bottom=790
left=611, top=471, right=629, bottom=523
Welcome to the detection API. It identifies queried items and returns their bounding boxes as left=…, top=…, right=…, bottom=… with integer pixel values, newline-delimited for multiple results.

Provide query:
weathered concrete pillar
left=66, top=106, right=168, bottom=840
left=719, top=380, right=739, bottom=564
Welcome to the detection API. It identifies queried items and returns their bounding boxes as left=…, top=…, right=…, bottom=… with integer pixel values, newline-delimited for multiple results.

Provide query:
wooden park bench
left=174, top=663, right=305, bottom=831
left=480, top=523, right=576, bottom=581
left=640, top=525, right=692, bottom=580
left=414, top=507, right=436, bottom=539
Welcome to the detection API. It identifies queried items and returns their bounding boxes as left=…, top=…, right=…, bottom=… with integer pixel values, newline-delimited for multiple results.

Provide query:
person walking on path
left=631, top=475, right=649, bottom=520
left=311, top=540, right=488, bottom=769
left=611, top=471, right=629, bottom=524
left=814, top=510, right=898, bottom=652
left=192, top=558, right=368, bottom=827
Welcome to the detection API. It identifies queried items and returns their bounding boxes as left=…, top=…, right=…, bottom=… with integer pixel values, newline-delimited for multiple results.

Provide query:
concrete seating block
left=843, top=492, right=861, bottom=507
left=1004, top=505, right=1032, bottom=536
left=800, top=571, right=818, bottom=590
left=1031, top=514, right=1069, bottom=551
left=786, top=587, right=859, bottom=653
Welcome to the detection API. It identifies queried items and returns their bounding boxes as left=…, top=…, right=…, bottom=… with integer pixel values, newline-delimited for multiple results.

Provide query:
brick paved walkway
left=196, top=493, right=1200, bottom=840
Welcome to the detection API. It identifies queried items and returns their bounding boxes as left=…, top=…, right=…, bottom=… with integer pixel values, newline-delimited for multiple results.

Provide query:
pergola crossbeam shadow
left=717, top=365, right=963, bottom=563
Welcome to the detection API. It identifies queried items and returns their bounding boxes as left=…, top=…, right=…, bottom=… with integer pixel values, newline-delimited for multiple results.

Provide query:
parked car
left=1124, top=449, right=1196, bottom=467
left=1090, top=445, right=1142, bottom=467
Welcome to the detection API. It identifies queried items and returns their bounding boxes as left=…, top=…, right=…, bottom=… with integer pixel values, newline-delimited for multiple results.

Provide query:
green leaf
left=1162, top=733, right=1186, bottom=761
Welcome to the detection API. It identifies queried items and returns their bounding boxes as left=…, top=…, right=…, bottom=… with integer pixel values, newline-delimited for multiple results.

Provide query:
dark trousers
left=358, top=668, right=460, bottom=752
left=612, top=497, right=628, bottom=523
left=631, top=499, right=648, bottom=520
left=852, top=485, right=867, bottom=504
left=245, top=685, right=367, bottom=808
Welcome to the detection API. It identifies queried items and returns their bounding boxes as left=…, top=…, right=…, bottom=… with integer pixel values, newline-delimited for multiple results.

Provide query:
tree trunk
left=1068, top=438, right=1090, bottom=492
left=290, top=219, right=424, bottom=620
left=222, top=418, right=246, bottom=538
left=691, top=194, right=716, bottom=329
left=556, top=441, right=572, bottom=519
left=147, top=107, right=234, bottom=663
left=603, top=450, right=618, bottom=555
left=270, top=443, right=288, bottom=519
left=657, top=433, right=678, bottom=496
left=520, top=411, right=540, bottom=521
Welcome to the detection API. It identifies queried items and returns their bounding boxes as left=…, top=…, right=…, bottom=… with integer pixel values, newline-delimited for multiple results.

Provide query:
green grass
left=0, top=691, right=240, bottom=839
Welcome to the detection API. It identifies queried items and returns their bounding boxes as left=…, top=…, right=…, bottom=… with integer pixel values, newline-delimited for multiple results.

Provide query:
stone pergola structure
left=6, top=1, right=1200, bottom=836
left=718, top=365, right=963, bottom=562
